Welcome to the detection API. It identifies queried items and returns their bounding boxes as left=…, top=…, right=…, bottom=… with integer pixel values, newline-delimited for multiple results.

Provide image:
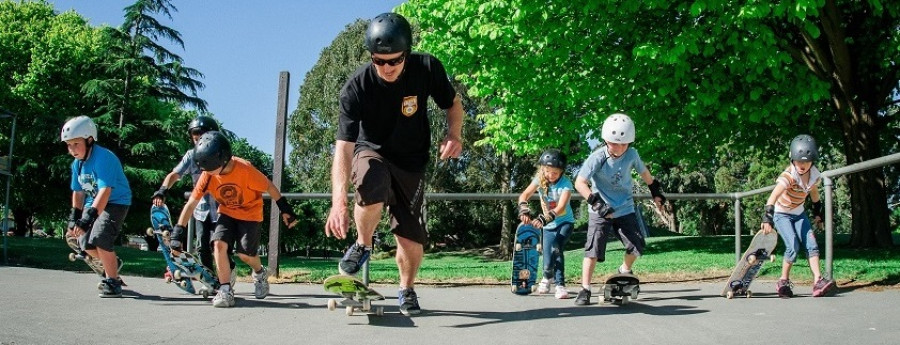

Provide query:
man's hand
left=439, top=134, right=462, bottom=160
left=325, top=203, right=349, bottom=239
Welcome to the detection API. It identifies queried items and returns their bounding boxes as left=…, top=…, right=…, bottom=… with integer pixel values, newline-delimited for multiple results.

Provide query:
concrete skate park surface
left=0, top=267, right=897, bottom=345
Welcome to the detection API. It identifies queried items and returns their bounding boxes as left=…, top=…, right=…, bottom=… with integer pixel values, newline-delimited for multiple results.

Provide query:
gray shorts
left=351, top=150, right=427, bottom=244
left=211, top=213, right=261, bottom=256
left=584, top=212, right=645, bottom=262
left=81, top=203, right=129, bottom=251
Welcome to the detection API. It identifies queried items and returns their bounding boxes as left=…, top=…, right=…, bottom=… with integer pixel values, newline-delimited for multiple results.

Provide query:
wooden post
left=267, top=71, right=290, bottom=277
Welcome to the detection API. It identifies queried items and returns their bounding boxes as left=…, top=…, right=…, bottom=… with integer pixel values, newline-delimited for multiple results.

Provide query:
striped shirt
left=774, top=164, right=820, bottom=215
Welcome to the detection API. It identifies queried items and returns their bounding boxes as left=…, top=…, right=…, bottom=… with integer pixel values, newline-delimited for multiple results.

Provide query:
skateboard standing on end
left=511, top=223, right=541, bottom=295
left=722, top=230, right=778, bottom=299
left=603, top=273, right=640, bottom=304
left=65, top=235, right=125, bottom=288
left=148, top=204, right=199, bottom=295
left=323, top=274, right=385, bottom=316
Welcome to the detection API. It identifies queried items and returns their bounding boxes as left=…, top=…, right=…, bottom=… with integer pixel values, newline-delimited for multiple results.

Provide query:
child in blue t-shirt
left=61, top=116, right=132, bottom=298
left=517, top=149, right=575, bottom=299
left=573, top=113, right=666, bottom=306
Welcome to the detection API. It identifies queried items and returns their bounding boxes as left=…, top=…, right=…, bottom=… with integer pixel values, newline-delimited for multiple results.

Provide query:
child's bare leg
left=808, top=255, right=822, bottom=281
left=581, top=257, right=597, bottom=288
left=237, top=253, right=262, bottom=272
left=622, top=253, right=637, bottom=272
left=94, top=248, right=119, bottom=279
left=213, top=240, right=231, bottom=284
left=780, top=260, right=793, bottom=280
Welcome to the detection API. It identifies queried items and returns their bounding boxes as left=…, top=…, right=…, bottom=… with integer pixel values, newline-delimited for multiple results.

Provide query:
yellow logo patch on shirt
left=402, top=96, right=418, bottom=117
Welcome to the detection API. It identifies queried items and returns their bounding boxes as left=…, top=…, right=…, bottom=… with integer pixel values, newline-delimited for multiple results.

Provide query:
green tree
left=82, top=0, right=206, bottom=135
left=400, top=0, right=899, bottom=248
left=0, top=1, right=109, bottom=235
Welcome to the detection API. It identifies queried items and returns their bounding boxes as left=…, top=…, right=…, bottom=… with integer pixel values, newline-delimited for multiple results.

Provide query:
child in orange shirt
left=171, top=131, right=298, bottom=308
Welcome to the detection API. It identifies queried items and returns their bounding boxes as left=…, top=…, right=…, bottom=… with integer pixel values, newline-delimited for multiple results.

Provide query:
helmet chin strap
left=80, top=138, right=95, bottom=161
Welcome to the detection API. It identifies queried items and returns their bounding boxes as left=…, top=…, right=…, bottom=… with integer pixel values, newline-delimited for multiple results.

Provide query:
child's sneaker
left=776, top=279, right=794, bottom=298
left=812, top=278, right=836, bottom=297
left=537, top=278, right=551, bottom=294
left=212, top=288, right=235, bottom=308
left=574, top=288, right=591, bottom=305
left=252, top=266, right=269, bottom=299
left=555, top=285, right=570, bottom=299
left=98, top=277, right=123, bottom=298
left=339, top=242, right=371, bottom=276
left=617, top=264, right=633, bottom=274
left=399, top=288, right=421, bottom=316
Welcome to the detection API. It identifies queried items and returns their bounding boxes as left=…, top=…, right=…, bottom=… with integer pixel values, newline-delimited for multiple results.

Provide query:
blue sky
left=48, top=0, right=405, bottom=155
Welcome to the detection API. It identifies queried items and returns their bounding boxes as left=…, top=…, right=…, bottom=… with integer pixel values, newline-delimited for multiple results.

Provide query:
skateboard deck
left=65, top=235, right=105, bottom=277
left=148, top=204, right=201, bottom=295
left=511, top=224, right=540, bottom=295
left=65, top=234, right=126, bottom=289
left=323, top=274, right=385, bottom=316
left=603, top=273, right=640, bottom=304
left=722, top=230, right=778, bottom=299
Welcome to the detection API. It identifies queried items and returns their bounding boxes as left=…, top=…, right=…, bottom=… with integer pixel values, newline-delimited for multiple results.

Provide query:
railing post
left=734, top=198, right=741, bottom=263
left=823, top=176, right=834, bottom=280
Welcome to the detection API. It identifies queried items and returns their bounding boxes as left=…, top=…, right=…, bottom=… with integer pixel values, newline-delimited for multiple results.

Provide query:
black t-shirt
left=337, top=52, right=456, bottom=172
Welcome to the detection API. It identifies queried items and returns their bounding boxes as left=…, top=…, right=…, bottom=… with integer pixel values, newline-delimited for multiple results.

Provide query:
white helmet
left=60, top=116, right=98, bottom=142
left=601, top=113, right=635, bottom=144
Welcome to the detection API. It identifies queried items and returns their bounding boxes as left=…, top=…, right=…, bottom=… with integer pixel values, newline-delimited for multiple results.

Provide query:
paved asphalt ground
left=0, top=266, right=897, bottom=345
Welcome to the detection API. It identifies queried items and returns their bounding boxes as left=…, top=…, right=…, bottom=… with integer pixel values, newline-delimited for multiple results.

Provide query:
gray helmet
left=365, top=13, right=412, bottom=54
left=193, top=131, right=232, bottom=171
left=188, top=115, right=220, bottom=136
left=538, top=149, right=567, bottom=169
left=789, top=134, right=818, bottom=162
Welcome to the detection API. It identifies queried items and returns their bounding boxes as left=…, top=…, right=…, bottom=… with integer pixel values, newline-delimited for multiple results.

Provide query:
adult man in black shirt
left=325, top=12, right=463, bottom=316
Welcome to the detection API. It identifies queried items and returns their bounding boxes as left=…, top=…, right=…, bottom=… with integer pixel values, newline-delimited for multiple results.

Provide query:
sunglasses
left=371, top=53, right=406, bottom=66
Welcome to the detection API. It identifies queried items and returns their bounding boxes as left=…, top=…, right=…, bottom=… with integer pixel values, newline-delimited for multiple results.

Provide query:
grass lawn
left=4, top=234, right=899, bottom=288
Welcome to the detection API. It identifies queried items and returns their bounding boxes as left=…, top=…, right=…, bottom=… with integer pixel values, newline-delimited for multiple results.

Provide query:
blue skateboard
left=511, top=224, right=541, bottom=295
left=147, top=205, right=219, bottom=298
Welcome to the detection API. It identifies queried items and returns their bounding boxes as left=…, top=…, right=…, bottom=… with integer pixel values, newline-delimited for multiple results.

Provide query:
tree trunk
left=498, top=151, right=513, bottom=260
left=840, top=109, right=893, bottom=248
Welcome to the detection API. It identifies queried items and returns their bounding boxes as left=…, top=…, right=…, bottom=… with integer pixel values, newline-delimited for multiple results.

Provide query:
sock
left=220, top=283, right=232, bottom=292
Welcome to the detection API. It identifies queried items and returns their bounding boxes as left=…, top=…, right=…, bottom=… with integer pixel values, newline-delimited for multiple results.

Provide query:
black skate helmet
left=789, top=134, right=818, bottom=162
left=365, top=13, right=412, bottom=54
left=193, top=131, right=232, bottom=171
left=188, top=115, right=220, bottom=136
left=538, top=149, right=567, bottom=169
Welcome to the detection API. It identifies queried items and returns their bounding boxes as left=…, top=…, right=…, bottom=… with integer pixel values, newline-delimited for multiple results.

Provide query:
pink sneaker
left=812, top=278, right=835, bottom=297
left=776, top=279, right=794, bottom=298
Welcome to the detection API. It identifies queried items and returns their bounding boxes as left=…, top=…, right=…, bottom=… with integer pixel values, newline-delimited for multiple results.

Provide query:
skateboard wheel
left=746, top=290, right=752, bottom=298
left=162, top=230, right=170, bottom=238
left=201, top=289, right=209, bottom=299
left=68, top=253, right=77, bottom=262
left=530, top=285, right=537, bottom=293
left=327, top=299, right=337, bottom=311
left=536, top=244, right=542, bottom=252
left=345, top=306, right=354, bottom=316
left=726, top=291, right=735, bottom=299
left=515, top=243, right=522, bottom=251
left=769, top=255, right=776, bottom=263
left=174, top=270, right=183, bottom=281
left=146, top=227, right=154, bottom=236
left=747, top=255, right=757, bottom=265
left=178, top=280, right=188, bottom=288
